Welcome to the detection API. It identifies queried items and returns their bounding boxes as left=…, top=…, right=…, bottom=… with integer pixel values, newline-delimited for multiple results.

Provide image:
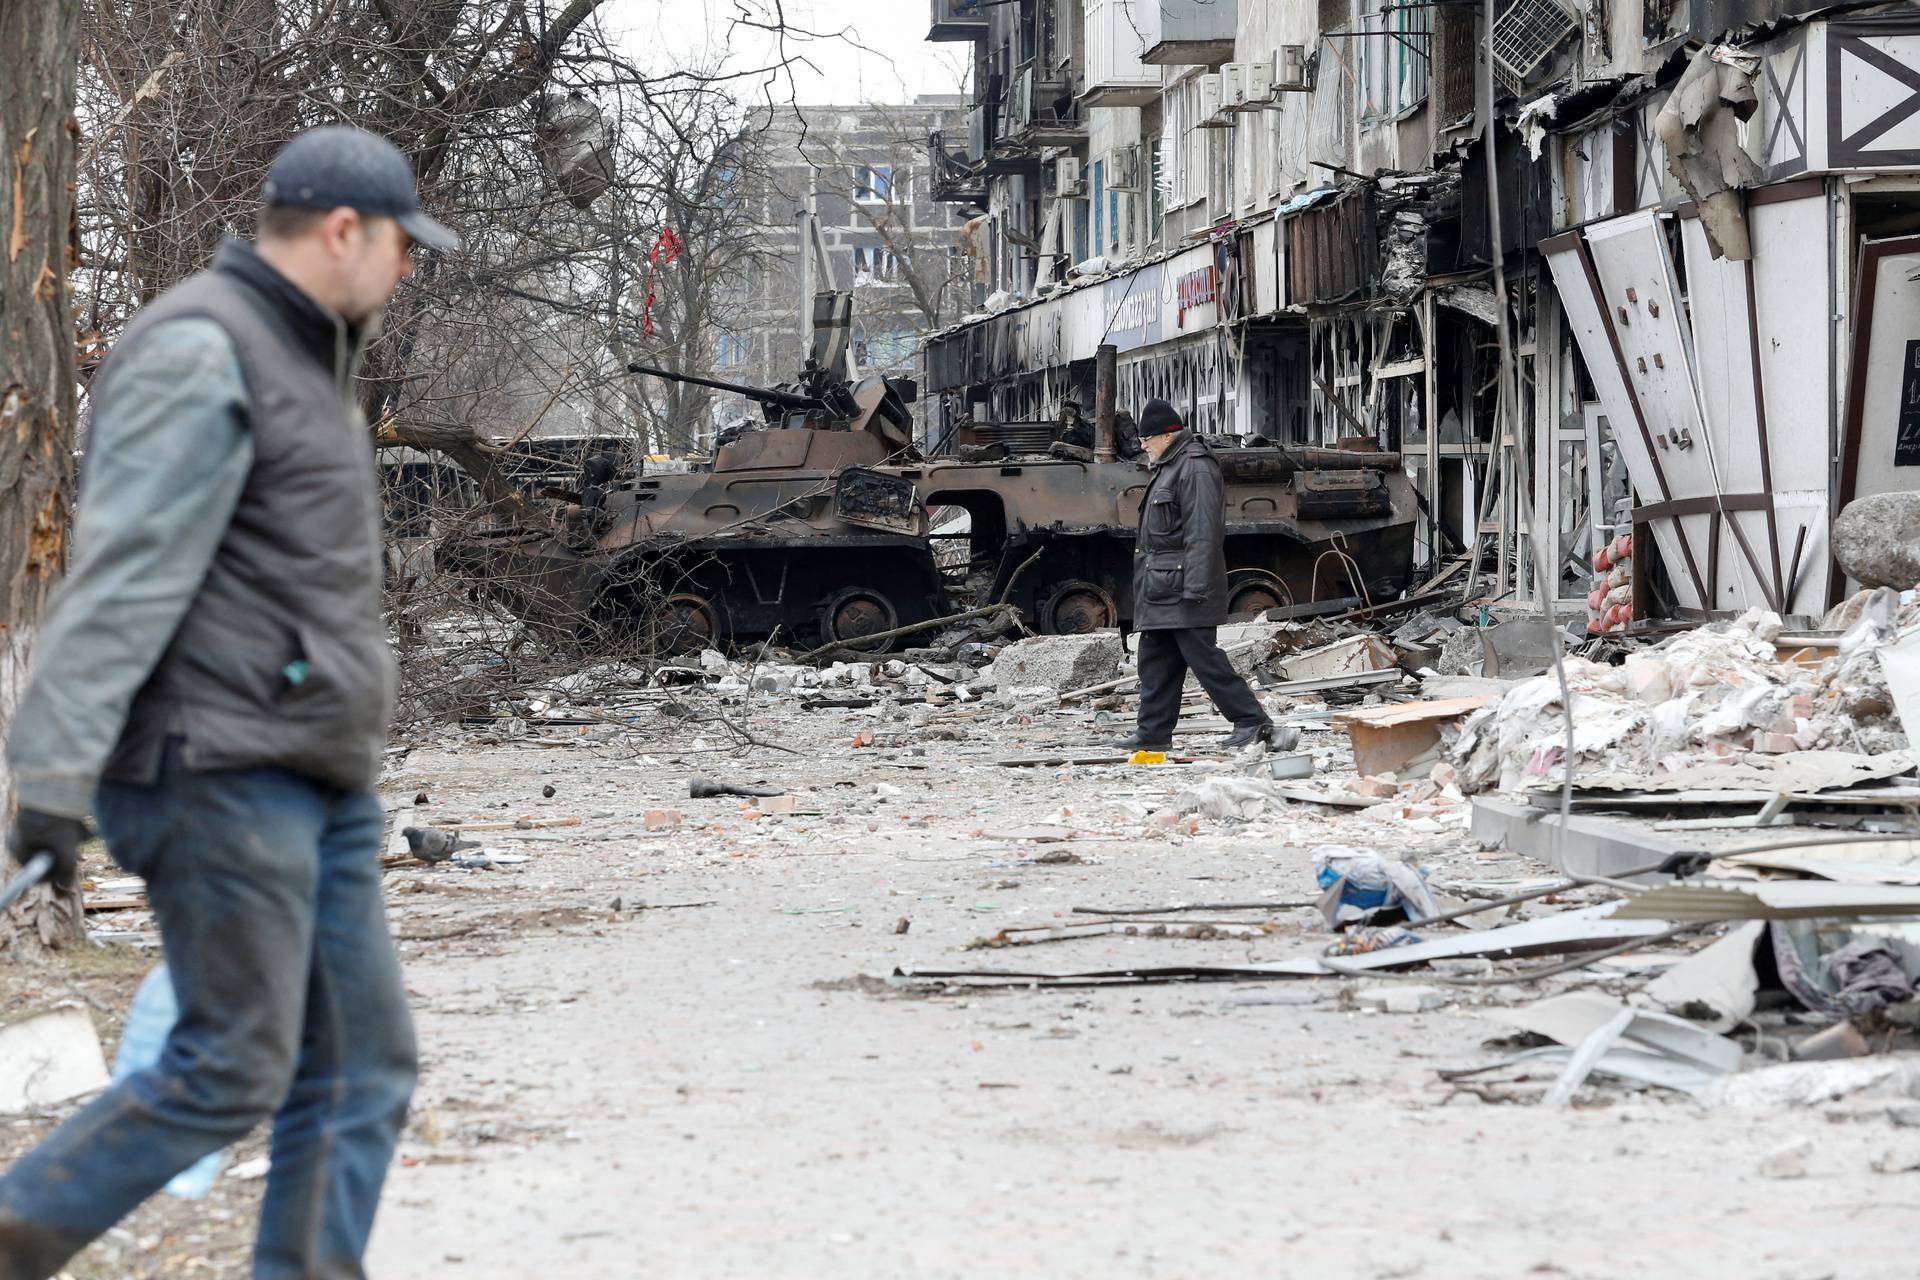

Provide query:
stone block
left=990, top=632, right=1124, bottom=695
left=1834, top=492, right=1920, bottom=589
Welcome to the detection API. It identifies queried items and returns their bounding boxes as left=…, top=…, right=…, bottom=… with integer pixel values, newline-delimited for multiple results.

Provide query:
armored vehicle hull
left=441, top=425, right=1419, bottom=652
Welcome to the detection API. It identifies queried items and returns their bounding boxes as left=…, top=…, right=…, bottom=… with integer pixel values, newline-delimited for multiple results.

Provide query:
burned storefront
left=1530, top=8, right=1920, bottom=624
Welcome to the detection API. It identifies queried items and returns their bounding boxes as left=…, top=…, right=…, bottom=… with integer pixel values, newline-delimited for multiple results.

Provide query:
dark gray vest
left=100, top=254, right=395, bottom=792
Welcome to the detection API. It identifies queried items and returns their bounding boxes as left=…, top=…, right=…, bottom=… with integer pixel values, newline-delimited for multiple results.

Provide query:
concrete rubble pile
left=1452, top=598, right=1916, bottom=796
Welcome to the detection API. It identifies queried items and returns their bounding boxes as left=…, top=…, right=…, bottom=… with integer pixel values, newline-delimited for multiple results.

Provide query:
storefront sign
left=1103, top=262, right=1164, bottom=353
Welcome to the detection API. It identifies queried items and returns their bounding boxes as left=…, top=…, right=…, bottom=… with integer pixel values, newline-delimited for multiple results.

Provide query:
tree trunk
left=0, top=0, right=86, bottom=952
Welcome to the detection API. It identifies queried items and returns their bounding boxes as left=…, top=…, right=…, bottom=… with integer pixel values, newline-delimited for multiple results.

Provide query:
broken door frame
left=1542, top=180, right=1837, bottom=619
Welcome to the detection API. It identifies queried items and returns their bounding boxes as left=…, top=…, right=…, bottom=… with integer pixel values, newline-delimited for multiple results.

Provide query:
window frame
left=853, top=164, right=894, bottom=204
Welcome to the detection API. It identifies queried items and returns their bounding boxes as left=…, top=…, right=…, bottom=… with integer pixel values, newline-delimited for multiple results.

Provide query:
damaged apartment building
left=920, top=0, right=1920, bottom=627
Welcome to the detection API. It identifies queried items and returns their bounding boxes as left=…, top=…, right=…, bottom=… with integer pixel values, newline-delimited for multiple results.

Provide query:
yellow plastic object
left=1128, top=750, right=1166, bottom=765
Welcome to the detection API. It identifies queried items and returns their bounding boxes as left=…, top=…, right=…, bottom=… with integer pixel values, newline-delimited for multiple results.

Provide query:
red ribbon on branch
left=640, top=225, right=685, bottom=337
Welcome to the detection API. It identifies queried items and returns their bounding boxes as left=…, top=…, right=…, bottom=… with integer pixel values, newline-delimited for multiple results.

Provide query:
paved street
left=350, top=702, right=1920, bottom=1279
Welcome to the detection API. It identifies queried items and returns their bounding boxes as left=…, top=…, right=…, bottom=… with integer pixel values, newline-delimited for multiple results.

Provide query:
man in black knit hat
left=1116, top=399, right=1274, bottom=752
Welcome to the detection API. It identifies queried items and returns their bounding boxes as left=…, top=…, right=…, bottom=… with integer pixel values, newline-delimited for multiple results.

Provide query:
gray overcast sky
left=602, top=1, right=971, bottom=105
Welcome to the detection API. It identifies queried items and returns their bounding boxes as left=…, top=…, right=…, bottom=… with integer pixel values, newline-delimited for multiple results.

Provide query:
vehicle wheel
left=1227, top=571, right=1290, bottom=617
left=652, top=592, right=723, bottom=655
left=1039, top=579, right=1117, bottom=634
left=820, top=587, right=899, bottom=653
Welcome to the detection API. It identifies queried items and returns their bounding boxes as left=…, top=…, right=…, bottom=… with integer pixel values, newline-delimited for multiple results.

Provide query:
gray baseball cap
left=262, top=125, right=460, bottom=251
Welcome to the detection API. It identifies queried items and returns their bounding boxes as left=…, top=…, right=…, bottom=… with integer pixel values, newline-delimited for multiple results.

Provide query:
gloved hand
left=9, top=809, right=89, bottom=887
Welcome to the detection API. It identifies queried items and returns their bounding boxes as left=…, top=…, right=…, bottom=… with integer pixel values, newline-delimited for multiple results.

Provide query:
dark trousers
left=1134, top=626, right=1269, bottom=744
left=0, top=741, right=416, bottom=1280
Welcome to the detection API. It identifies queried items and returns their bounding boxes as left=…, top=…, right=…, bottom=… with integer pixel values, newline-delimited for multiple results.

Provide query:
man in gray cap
left=1117, top=398, right=1274, bottom=753
left=0, top=126, right=455, bottom=1280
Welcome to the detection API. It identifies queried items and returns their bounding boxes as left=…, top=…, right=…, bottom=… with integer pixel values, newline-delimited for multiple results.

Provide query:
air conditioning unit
left=1220, top=63, right=1248, bottom=111
left=1240, top=56, right=1277, bottom=105
left=1054, top=156, right=1086, bottom=197
left=1274, top=44, right=1313, bottom=93
left=1196, top=72, right=1234, bottom=128
left=1109, top=143, right=1143, bottom=192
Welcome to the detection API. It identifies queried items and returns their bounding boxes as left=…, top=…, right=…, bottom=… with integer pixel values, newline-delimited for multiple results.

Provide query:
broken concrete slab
left=1435, top=628, right=1487, bottom=676
left=990, top=633, right=1124, bottom=699
left=1469, top=795, right=1695, bottom=880
left=1276, top=634, right=1398, bottom=682
left=1211, top=620, right=1286, bottom=678
left=0, top=1004, right=111, bottom=1113
left=1478, top=619, right=1570, bottom=679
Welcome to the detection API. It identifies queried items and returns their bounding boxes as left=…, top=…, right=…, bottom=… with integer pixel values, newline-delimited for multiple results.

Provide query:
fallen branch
left=442, top=816, right=583, bottom=833
left=799, top=602, right=1018, bottom=664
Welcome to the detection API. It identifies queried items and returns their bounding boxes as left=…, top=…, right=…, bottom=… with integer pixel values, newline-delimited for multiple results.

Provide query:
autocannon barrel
left=625, top=363, right=824, bottom=412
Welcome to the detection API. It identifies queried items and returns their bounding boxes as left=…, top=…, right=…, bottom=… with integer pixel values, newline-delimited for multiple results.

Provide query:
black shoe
left=1222, top=721, right=1274, bottom=750
left=1114, top=733, right=1172, bottom=752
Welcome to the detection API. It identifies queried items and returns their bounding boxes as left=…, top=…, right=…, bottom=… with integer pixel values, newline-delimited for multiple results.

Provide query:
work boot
left=1221, top=721, right=1274, bottom=750
left=1113, top=732, right=1171, bottom=752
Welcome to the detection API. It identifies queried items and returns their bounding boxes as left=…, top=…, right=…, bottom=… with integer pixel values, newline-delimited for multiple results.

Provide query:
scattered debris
left=1701, top=1057, right=1920, bottom=1110
left=969, top=918, right=1282, bottom=949
left=1335, top=697, right=1489, bottom=777
left=1757, top=1136, right=1814, bottom=1180
left=1613, top=881, right=1920, bottom=922
left=1354, top=984, right=1447, bottom=1013
left=689, top=777, right=783, bottom=799
left=1313, top=846, right=1440, bottom=926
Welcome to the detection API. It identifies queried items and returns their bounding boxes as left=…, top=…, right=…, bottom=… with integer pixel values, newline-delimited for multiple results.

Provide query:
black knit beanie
left=1138, top=399, right=1183, bottom=436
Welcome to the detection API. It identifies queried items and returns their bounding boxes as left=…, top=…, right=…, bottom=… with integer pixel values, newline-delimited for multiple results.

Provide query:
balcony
left=928, top=0, right=987, bottom=42
left=1139, top=0, right=1239, bottom=67
left=1003, top=63, right=1085, bottom=147
left=927, top=130, right=989, bottom=205
left=1081, top=0, right=1161, bottom=107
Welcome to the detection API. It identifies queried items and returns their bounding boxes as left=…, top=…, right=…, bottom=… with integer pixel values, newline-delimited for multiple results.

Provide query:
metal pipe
left=1094, top=342, right=1117, bottom=462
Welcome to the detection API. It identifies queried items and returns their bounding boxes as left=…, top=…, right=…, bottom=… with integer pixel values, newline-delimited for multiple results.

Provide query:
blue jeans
left=0, top=743, right=416, bottom=1280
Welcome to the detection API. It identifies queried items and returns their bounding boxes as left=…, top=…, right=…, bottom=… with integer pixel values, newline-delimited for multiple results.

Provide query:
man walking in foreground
left=0, top=126, right=456, bottom=1280
left=1116, top=399, right=1275, bottom=753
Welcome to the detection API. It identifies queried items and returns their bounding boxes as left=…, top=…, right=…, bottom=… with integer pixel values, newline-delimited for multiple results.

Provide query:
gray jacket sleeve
left=1180, top=455, right=1225, bottom=603
left=7, top=318, right=253, bottom=819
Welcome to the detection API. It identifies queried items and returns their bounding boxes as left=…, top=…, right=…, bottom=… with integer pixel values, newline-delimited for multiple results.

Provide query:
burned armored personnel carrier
left=440, top=351, right=1420, bottom=652
left=907, top=437, right=1416, bottom=636
left=440, top=358, right=946, bottom=652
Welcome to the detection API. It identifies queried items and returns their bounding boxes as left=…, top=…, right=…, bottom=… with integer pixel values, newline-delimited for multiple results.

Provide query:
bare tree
left=743, top=101, right=973, bottom=391
left=609, top=92, right=780, bottom=453
left=828, top=104, right=973, bottom=335
left=0, top=0, right=86, bottom=951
